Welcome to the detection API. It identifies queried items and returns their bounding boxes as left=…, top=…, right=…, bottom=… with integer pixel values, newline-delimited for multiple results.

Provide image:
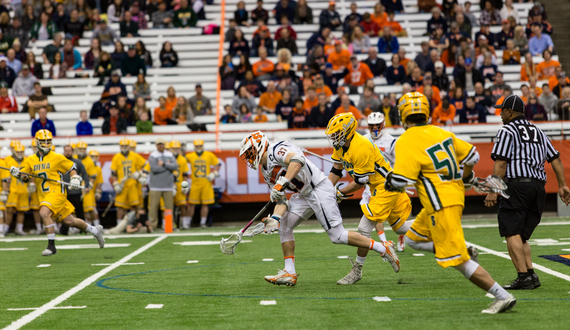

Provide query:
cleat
left=481, top=294, right=516, bottom=314
left=93, top=225, right=105, bottom=248
left=15, top=230, right=28, bottom=236
left=397, top=235, right=405, bottom=252
left=41, top=247, right=56, bottom=256
left=468, top=246, right=479, bottom=263
left=531, top=273, right=541, bottom=289
left=337, top=257, right=363, bottom=285
left=264, top=269, right=298, bottom=286
left=381, top=240, right=400, bottom=273
left=503, top=276, right=534, bottom=290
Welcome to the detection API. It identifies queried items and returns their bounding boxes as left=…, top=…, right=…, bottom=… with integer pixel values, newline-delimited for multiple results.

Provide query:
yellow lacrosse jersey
left=110, top=151, right=146, bottom=188
left=392, top=124, right=476, bottom=214
left=331, top=132, right=397, bottom=197
left=186, top=151, right=219, bottom=185
left=0, top=158, right=10, bottom=192
left=4, top=156, right=28, bottom=193
left=93, top=164, right=103, bottom=189
left=175, top=154, right=190, bottom=183
left=21, top=152, right=75, bottom=200
left=75, top=155, right=98, bottom=180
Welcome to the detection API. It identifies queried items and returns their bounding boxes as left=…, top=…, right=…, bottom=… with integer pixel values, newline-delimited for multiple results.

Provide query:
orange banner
left=97, top=141, right=570, bottom=203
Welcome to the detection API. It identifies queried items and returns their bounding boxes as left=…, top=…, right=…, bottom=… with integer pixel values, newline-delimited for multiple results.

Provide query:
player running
left=3, top=142, right=30, bottom=236
left=384, top=92, right=516, bottom=314
left=9, top=130, right=104, bottom=256
left=86, top=149, right=103, bottom=226
left=325, top=113, right=411, bottom=285
left=111, top=139, right=146, bottom=222
left=239, top=131, right=398, bottom=286
left=186, top=140, right=220, bottom=228
left=76, top=143, right=103, bottom=227
left=170, top=140, right=191, bottom=229
left=28, top=139, right=43, bottom=234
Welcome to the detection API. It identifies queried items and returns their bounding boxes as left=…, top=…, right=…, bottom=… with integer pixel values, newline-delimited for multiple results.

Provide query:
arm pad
left=330, top=166, right=343, bottom=178
left=461, top=150, right=480, bottom=167
left=290, top=154, right=306, bottom=167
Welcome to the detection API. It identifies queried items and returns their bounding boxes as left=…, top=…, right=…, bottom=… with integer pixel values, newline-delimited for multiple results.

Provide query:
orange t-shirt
left=385, top=20, right=403, bottom=34
left=372, top=12, right=388, bottom=28
left=259, top=91, right=282, bottom=110
left=252, top=60, right=275, bottom=76
left=432, top=104, right=456, bottom=125
left=335, top=105, right=363, bottom=120
left=502, top=50, right=521, bottom=64
left=345, top=62, right=373, bottom=87
left=278, top=62, right=291, bottom=72
left=549, top=76, right=570, bottom=90
left=254, top=114, right=268, bottom=122
left=536, top=60, right=560, bottom=80
left=441, top=49, right=456, bottom=67
left=154, top=107, right=173, bottom=125
left=417, top=85, right=442, bottom=105
left=324, top=44, right=335, bottom=57
left=165, top=96, right=177, bottom=112
left=303, top=97, right=318, bottom=112
left=327, top=49, right=351, bottom=70
left=520, top=64, right=537, bottom=82
left=521, top=95, right=529, bottom=105
left=400, top=58, right=411, bottom=74
left=533, top=87, right=542, bottom=97
left=494, top=96, right=505, bottom=115
left=475, top=45, right=496, bottom=57
left=315, top=85, right=333, bottom=98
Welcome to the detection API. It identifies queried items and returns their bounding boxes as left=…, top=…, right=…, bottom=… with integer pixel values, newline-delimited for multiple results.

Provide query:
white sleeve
left=270, top=141, right=296, bottom=166
left=387, top=138, right=396, bottom=167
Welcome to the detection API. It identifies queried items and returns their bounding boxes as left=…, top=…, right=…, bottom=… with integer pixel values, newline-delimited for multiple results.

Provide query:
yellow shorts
left=41, top=192, right=75, bottom=223
left=0, top=199, right=4, bottom=211
left=361, top=191, right=412, bottom=232
left=30, top=192, right=40, bottom=210
left=6, top=192, right=30, bottom=211
left=406, top=205, right=470, bottom=268
left=188, top=183, right=214, bottom=205
left=115, top=185, right=141, bottom=209
left=174, top=183, right=187, bottom=207
left=83, top=190, right=96, bottom=212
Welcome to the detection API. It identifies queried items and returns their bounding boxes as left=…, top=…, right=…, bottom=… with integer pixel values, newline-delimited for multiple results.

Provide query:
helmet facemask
left=120, top=145, right=130, bottom=156
left=368, top=122, right=385, bottom=139
left=326, top=130, right=346, bottom=150
left=37, top=138, right=52, bottom=154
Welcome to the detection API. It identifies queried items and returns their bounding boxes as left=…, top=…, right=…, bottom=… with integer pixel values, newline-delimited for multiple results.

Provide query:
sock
left=5, top=224, right=10, bottom=233
left=488, top=282, right=510, bottom=300
left=93, top=219, right=100, bottom=226
left=182, top=216, right=191, bottom=227
left=36, top=223, right=42, bottom=231
left=284, top=256, right=295, bottom=274
left=377, top=231, right=386, bottom=242
left=86, top=224, right=99, bottom=235
left=527, top=268, right=535, bottom=275
left=0, top=224, right=3, bottom=234
left=355, top=255, right=366, bottom=264
left=369, top=239, right=387, bottom=254
left=47, top=233, right=55, bottom=240
left=200, top=217, right=207, bottom=226
left=16, top=223, right=24, bottom=232
left=518, top=272, right=529, bottom=279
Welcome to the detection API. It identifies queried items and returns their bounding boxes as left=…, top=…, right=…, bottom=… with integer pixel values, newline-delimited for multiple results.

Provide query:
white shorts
left=284, top=178, right=343, bottom=230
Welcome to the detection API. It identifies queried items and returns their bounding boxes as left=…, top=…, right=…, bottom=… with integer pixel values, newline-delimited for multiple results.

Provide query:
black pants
left=60, top=194, right=85, bottom=235
left=498, top=179, right=546, bottom=242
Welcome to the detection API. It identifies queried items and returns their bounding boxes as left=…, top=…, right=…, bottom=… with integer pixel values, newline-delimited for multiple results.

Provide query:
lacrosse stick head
left=474, top=175, right=510, bottom=199
left=220, top=232, right=242, bottom=255
left=243, top=223, right=265, bottom=237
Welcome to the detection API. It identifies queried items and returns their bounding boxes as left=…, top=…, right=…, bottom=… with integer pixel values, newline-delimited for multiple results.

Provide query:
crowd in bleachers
left=220, top=0, right=570, bottom=128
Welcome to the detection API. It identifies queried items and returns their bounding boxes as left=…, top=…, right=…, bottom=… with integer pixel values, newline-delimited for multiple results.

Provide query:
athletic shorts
left=115, top=186, right=141, bottom=209
left=188, top=183, right=214, bottom=205
left=498, top=181, right=545, bottom=242
left=361, top=190, right=412, bottom=232
left=406, top=205, right=469, bottom=268
left=30, top=191, right=39, bottom=210
left=174, top=186, right=187, bottom=207
left=83, top=189, right=96, bottom=212
left=6, top=192, right=30, bottom=211
left=0, top=199, right=5, bottom=211
left=41, top=192, right=75, bottom=223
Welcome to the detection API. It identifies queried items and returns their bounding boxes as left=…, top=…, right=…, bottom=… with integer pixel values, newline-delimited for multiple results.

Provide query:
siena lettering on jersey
left=33, top=163, right=51, bottom=172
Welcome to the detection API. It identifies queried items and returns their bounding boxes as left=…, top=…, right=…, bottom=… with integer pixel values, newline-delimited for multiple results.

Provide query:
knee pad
left=357, top=216, right=374, bottom=238
left=393, top=220, right=413, bottom=235
left=453, top=259, right=479, bottom=280
left=278, top=221, right=295, bottom=244
left=327, top=224, right=349, bottom=245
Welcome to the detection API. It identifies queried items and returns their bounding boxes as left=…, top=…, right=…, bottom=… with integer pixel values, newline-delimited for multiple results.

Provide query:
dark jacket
left=31, top=119, right=56, bottom=137
left=120, top=55, right=146, bottom=76
left=306, top=32, right=327, bottom=53
left=453, top=67, right=485, bottom=90
left=64, top=20, right=85, bottom=38
left=276, top=38, right=298, bottom=55
left=229, top=39, right=250, bottom=57
left=308, top=105, right=334, bottom=128
left=385, top=65, right=406, bottom=85
left=275, top=3, right=295, bottom=23
left=102, top=116, right=128, bottom=134
left=362, top=57, right=387, bottom=77
left=427, top=16, right=448, bottom=35
left=433, top=73, right=450, bottom=92
left=525, top=103, right=548, bottom=121
left=251, top=8, right=269, bottom=24
left=460, top=104, right=487, bottom=123
left=377, top=36, right=399, bottom=54
left=381, top=0, right=404, bottom=13
left=173, top=6, right=198, bottom=27
left=104, top=80, right=127, bottom=101
left=251, top=35, right=274, bottom=56
left=381, top=105, right=400, bottom=126
left=0, top=66, right=16, bottom=87
left=120, top=20, right=140, bottom=37
left=322, top=68, right=348, bottom=93
left=159, top=51, right=179, bottom=67
left=237, top=79, right=266, bottom=97
left=90, top=100, right=111, bottom=119
left=319, top=9, right=341, bottom=29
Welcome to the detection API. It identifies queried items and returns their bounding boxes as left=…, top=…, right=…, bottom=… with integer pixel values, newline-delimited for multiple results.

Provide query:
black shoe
left=503, top=276, right=534, bottom=290
left=531, top=273, right=541, bottom=288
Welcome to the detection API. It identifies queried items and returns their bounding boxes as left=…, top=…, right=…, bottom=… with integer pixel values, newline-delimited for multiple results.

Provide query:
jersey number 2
left=38, top=172, right=49, bottom=192
left=426, top=138, right=461, bottom=181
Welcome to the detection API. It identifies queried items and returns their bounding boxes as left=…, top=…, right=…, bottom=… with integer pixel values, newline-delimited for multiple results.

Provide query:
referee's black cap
left=494, top=94, right=525, bottom=113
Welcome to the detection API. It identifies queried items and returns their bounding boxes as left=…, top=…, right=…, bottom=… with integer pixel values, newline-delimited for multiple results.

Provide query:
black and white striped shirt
left=491, top=116, right=559, bottom=181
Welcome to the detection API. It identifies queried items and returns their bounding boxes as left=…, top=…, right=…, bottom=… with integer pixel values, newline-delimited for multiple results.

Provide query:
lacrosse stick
left=220, top=201, right=275, bottom=255
left=472, top=175, right=510, bottom=199
left=0, top=166, right=85, bottom=189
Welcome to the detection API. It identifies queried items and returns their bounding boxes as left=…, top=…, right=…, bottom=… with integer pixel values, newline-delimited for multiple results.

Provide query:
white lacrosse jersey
left=262, top=140, right=327, bottom=196
left=361, top=132, right=397, bottom=205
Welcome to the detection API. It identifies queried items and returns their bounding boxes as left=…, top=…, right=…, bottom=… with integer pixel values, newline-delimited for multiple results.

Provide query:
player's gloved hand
left=335, top=183, right=353, bottom=203
left=138, top=173, right=148, bottom=185
left=9, top=166, right=20, bottom=178
left=27, top=182, right=36, bottom=194
left=207, top=171, right=219, bottom=182
left=132, top=171, right=141, bottom=180
left=384, top=172, right=405, bottom=192
left=70, top=175, right=83, bottom=190
left=0, top=191, right=8, bottom=203
left=95, top=189, right=102, bottom=200
left=262, top=214, right=281, bottom=234
left=270, top=176, right=289, bottom=202
left=172, top=184, right=177, bottom=194
left=463, top=171, right=476, bottom=191
left=113, top=181, right=123, bottom=194
left=181, top=182, right=190, bottom=195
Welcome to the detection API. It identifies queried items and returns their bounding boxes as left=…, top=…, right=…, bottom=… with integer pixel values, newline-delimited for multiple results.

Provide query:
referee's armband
left=330, top=166, right=343, bottom=178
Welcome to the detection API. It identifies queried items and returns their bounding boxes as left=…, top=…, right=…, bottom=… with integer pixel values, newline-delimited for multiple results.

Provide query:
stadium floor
left=2, top=218, right=570, bottom=329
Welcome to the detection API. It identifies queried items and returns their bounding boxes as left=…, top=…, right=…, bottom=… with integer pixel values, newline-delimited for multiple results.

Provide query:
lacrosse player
left=384, top=92, right=515, bottom=314
left=3, top=142, right=29, bottom=236
left=186, top=140, right=220, bottom=228
left=170, top=141, right=191, bottom=228
left=28, top=139, right=43, bottom=234
left=239, top=131, right=398, bottom=287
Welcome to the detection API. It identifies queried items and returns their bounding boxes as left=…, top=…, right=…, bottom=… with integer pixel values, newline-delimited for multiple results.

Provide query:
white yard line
left=3, top=235, right=167, bottom=330
left=7, top=306, right=87, bottom=311
left=466, top=241, right=570, bottom=282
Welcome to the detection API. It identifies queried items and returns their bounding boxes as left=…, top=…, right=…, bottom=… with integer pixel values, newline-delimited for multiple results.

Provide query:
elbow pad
left=330, top=167, right=343, bottom=178
left=461, top=149, right=480, bottom=167
left=353, top=173, right=369, bottom=185
left=290, top=154, right=306, bottom=167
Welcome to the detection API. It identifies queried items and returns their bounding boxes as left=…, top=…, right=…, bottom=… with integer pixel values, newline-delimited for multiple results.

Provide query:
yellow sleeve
left=135, top=154, right=147, bottom=170
left=392, top=138, right=420, bottom=183
left=57, top=154, right=76, bottom=174
left=85, top=159, right=97, bottom=178
left=453, top=134, right=476, bottom=166
left=20, top=158, right=32, bottom=174
left=143, top=162, right=150, bottom=172
left=110, top=155, right=120, bottom=172
left=331, top=148, right=342, bottom=163
left=95, top=168, right=104, bottom=185
left=181, top=159, right=189, bottom=174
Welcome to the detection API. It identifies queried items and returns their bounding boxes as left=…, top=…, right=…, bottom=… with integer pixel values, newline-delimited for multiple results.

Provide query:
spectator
left=121, top=45, right=146, bottom=76
left=42, top=34, right=63, bottom=64
left=102, top=103, right=127, bottom=134
left=529, top=76, right=542, bottom=97
left=513, top=25, right=528, bottom=55
left=276, top=29, right=298, bottom=55
left=253, top=106, right=268, bottom=122
left=107, top=0, right=124, bottom=24
left=152, top=1, right=173, bottom=29
left=0, top=81, right=17, bottom=113
left=495, top=20, right=512, bottom=49
left=331, top=86, right=355, bottom=110
left=536, top=49, right=559, bottom=80
left=234, top=54, right=252, bottom=82
left=525, top=94, right=548, bottom=121
left=553, top=73, right=569, bottom=99
left=382, top=0, right=403, bottom=13
left=450, top=86, right=466, bottom=114
left=406, top=67, right=423, bottom=91
left=361, top=13, right=379, bottom=38
left=0, top=57, right=15, bottom=87
left=377, top=26, right=399, bottom=54
left=432, top=97, right=456, bottom=126
left=153, top=96, right=173, bottom=125
left=219, top=54, right=235, bottom=90
left=415, top=42, right=431, bottom=73
left=371, top=3, right=388, bottom=27
left=25, top=82, right=51, bottom=118
left=274, top=0, right=295, bottom=23
left=250, top=48, right=274, bottom=82
left=24, top=53, right=42, bottom=81
left=188, top=83, right=212, bottom=116
left=251, top=0, right=268, bottom=25
left=136, top=41, right=153, bottom=68
left=172, top=96, right=193, bottom=124
left=238, top=104, right=253, bottom=122
left=479, top=1, right=501, bottom=26
left=136, top=110, right=153, bottom=133
left=275, top=89, right=294, bottom=122
left=384, top=11, right=406, bottom=37
left=105, top=72, right=127, bottom=100
left=11, top=40, right=26, bottom=64
left=306, top=27, right=330, bottom=53
left=557, top=87, right=570, bottom=120
left=8, top=18, right=28, bottom=49
left=294, top=0, right=313, bottom=24
left=538, top=84, right=558, bottom=116
left=220, top=104, right=237, bottom=123
left=418, top=0, right=437, bottom=13
left=441, top=43, right=457, bottom=68
left=0, top=28, right=13, bottom=55
left=359, top=48, right=385, bottom=78
left=386, top=53, right=406, bottom=85
left=479, top=53, right=498, bottom=81
left=117, top=94, right=135, bottom=125
left=64, top=9, right=84, bottom=39
left=173, top=0, right=198, bottom=28
left=276, top=50, right=293, bottom=77
left=549, top=67, right=568, bottom=91
left=344, top=2, right=363, bottom=26
left=165, top=86, right=177, bottom=113
left=474, top=23, right=495, bottom=47
left=463, top=1, right=478, bottom=27
left=134, top=96, right=152, bottom=121
left=307, top=93, right=332, bottom=127
left=225, top=19, right=238, bottom=42
left=94, top=51, right=115, bottom=85
left=455, top=13, right=472, bottom=36
left=327, top=40, right=350, bottom=70
left=89, top=91, right=111, bottom=120
left=31, top=107, right=56, bottom=136
left=48, top=52, right=67, bottom=79
left=21, top=5, right=36, bottom=31
left=258, top=81, right=282, bottom=113
left=232, top=85, right=256, bottom=114
left=237, top=70, right=265, bottom=97
left=319, top=63, right=344, bottom=94
left=454, top=57, right=484, bottom=91
left=357, top=87, right=380, bottom=116
left=529, top=23, right=553, bottom=56
left=76, top=110, right=93, bottom=136
left=52, top=3, right=69, bottom=31
left=120, top=11, right=139, bottom=37
left=520, top=52, right=537, bottom=82
left=6, top=49, right=22, bottom=74
left=306, top=45, right=326, bottom=74
left=427, top=7, right=447, bottom=35
left=159, top=41, right=178, bottom=67
left=463, top=96, right=487, bottom=123
left=251, top=26, right=274, bottom=57
left=85, top=9, right=102, bottom=31
left=319, top=1, right=341, bottom=30
left=379, top=95, right=399, bottom=126
left=489, top=71, right=507, bottom=102
left=345, top=55, right=373, bottom=93
left=30, top=12, right=57, bottom=41
left=234, top=1, right=249, bottom=26
left=503, top=39, right=520, bottom=65
left=111, top=41, right=126, bottom=68
left=130, top=2, right=148, bottom=30
left=429, top=61, right=448, bottom=92
left=61, top=38, right=82, bottom=71
left=92, top=20, right=120, bottom=46
left=229, top=29, right=250, bottom=57
left=12, top=64, right=37, bottom=96
left=335, top=94, right=364, bottom=123
left=500, top=0, right=519, bottom=23
left=429, top=26, right=449, bottom=53
left=351, top=26, right=370, bottom=54
left=275, top=15, right=296, bottom=41
left=301, top=86, right=317, bottom=111
left=343, top=16, right=360, bottom=36
left=288, top=98, right=308, bottom=129
left=133, top=73, right=150, bottom=100
left=447, top=22, right=470, bottom=47
left=313, top=74, right=332, bottom=98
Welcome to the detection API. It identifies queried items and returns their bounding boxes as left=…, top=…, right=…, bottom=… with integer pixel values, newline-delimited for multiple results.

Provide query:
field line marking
left=466, top=241, right=570, bottom=282
left=7, top=306, right=87, bottom=311
left=2, top=235, right=167, bottom=330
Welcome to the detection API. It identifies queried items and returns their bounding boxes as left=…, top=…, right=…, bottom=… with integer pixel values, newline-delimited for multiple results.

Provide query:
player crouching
left=9, top=130, right=104, bottom=256
left=239, top=131, right=398, bottom=286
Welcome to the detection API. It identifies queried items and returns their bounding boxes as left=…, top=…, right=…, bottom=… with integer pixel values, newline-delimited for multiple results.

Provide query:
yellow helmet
left=9, top=140, right=20, bottom=149
left=165, top=141, right=171, bottom=149
left=31, top=139, right=37, bottom=148
left=193, top=139, right=204, bottom=146
left=129, top=140, right=137, bottom=147
left=13, top=142, right=25, bottom=152
left=35, top=129, right=53, bottom=153
left=170, top=140, right=181, bottom=149
left=325, top=113, right=357, bottom=150
left=51, top=145, right=56, bottom=151
left=119, top=138, right=131, bottom=146
left=89, top=150, right=100, bottom=156
left=70, top=143, right=77, bottom=149
left=398, top=92, right=430, bottom=125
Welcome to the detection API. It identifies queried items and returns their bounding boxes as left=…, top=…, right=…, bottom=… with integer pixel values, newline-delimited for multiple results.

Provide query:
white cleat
left=397, top=235, right=405, bottom=252
left=337, top=257, right=363, bottom=285
left=93, top=225, right=105, bottom=248
left=382, top=240, right=400, bottom=273
left=15, top=230, right=28, bottom=236
left=264, top=269, right=298, bottom=286
left=481, top=294, right=516, bottom=314
left=41, top=248, right=56, bottom=256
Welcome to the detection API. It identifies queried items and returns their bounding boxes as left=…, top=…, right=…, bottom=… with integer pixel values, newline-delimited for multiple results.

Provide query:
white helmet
left=239, top=131, right=269, bottom=170
left=367, top=112, right=386, bottom=139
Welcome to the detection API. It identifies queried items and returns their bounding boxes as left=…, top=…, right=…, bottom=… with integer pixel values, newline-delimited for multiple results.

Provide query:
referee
left=486, top=95, right=570, bottom=290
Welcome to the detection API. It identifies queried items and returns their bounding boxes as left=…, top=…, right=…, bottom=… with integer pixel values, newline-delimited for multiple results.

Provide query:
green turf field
left=1, top=218, right=570, bottom=330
